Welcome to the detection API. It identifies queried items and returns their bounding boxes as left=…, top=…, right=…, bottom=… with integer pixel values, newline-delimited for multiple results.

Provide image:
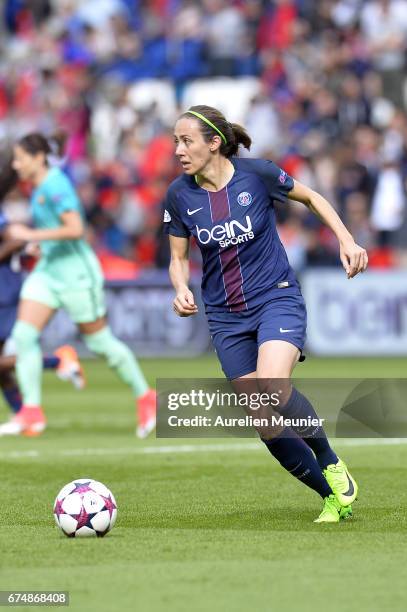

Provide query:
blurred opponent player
left=164, top=105, right=368, bottom=523
left=0, top=179, right=84, bottom=421
left=0, top=133, right=156, bottom=438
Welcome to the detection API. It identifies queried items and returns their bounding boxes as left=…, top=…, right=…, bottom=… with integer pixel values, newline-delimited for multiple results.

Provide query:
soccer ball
left=53, top=478, right=117, bottom=538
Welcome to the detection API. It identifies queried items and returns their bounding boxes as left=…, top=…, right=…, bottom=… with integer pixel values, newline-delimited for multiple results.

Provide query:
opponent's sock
left=11, top=320, right=42, bottom=406
left=262, top=427, right=333, bottom=498
left=82, top=327, right=149, bottom=397
left=2, top=386, right=22, bottom=413
left=279, top=387, right=338, bottom=470
left=43, top=355, right=60, bottom=370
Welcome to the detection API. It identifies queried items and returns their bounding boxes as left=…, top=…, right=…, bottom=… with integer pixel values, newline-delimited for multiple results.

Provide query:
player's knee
left=82, top=327, right=110, bottom=356
left=11, top=321, right=40, bottom=352
left=82, top=327, right=129, bottom=367
left=105, top=342, right=131, bottom=369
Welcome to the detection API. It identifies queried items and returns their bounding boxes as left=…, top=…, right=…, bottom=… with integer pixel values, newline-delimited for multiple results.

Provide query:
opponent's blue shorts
left=207, top=294, right=307, bottom=380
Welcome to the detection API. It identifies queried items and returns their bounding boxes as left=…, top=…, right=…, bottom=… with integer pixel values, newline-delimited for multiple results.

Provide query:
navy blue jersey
left=163, top=157, right=300, bottom=313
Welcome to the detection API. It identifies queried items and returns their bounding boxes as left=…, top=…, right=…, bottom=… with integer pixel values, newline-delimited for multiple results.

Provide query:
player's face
left=12, top=145, right=46, bottom=181
left=174, top=118, right=215, bottom=175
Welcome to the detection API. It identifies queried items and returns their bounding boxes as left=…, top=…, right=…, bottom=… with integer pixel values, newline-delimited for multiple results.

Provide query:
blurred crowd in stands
left=1, top=0, right=407, bottom=278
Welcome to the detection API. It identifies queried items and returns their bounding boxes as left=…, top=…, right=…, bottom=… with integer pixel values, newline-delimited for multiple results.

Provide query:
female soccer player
left=0, top=176, right=84, bottom=420
left=164, top=105, right=368, bottom=523
left=0, top=133, right=156, bottom=437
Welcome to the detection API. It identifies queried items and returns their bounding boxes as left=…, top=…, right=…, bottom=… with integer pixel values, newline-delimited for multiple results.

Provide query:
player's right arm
left=169, top=235, right=198, bottom=317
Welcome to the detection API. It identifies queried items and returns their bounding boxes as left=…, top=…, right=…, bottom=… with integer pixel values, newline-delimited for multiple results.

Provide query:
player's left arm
left=6, top=211, right=84, bottom=242
left=287, top=179, right=368, bottom=278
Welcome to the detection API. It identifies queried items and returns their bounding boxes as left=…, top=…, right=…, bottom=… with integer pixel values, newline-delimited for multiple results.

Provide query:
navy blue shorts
left=207, top=295, right=307, bottom=380
left=0, top=305, right=17, bottom=341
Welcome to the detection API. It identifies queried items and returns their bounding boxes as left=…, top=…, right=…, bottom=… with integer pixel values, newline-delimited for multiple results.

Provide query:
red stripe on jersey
left=208, top=187, right=247, bottom=312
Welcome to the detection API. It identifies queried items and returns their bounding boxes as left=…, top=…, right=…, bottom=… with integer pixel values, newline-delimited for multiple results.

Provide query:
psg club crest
left=237, top=192, right=252, bottom=207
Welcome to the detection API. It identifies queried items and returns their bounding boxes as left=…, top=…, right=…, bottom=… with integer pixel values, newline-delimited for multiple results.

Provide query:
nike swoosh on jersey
left=187, top=207, right=203, bottom=215
left=280, top=328, right=295, bottom=333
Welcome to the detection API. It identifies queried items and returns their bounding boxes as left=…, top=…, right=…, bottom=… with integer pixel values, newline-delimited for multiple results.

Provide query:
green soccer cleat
left=323, top=458, right=358, bottom=506
left=339, top=505, right=353, bottom=520
left=314, top=494, right=342, bottom=523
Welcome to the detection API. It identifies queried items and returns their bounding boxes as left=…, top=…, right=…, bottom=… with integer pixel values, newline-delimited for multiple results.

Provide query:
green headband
left=186, top=110, right=227, bottom=145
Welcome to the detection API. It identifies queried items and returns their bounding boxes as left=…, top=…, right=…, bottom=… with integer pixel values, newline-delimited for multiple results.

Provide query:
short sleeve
left=244, top=158, right=294, bottom=204
left=48, top=173, right=81, bottom=216
left=162, top=186, right=190, bottom=238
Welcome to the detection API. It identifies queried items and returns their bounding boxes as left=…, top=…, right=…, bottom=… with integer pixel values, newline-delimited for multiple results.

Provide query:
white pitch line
left=1, top=438, right=407, bottom=460
left=0, top=449, right=40, bottom=459
left=59, top=442, right=261, bottom=457
left=335, top=438, right=407, bottom=447
left=0, top=442, right=261, bottom=460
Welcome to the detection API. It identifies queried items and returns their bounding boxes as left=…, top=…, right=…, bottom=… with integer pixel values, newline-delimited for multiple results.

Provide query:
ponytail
left=181, top=105, right=252, bottom=158
left=226, top=122, right=252, bottom=157
left=17, top=130, right=68, bottom=166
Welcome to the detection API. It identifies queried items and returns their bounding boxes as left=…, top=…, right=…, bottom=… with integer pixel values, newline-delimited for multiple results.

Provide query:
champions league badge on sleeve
left=237, top=192, right=252, bottom=207
left=279, top=170, right=288, bottom=184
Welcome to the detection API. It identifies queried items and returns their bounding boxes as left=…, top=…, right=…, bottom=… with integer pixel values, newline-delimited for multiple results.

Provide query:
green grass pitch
left=1, top=356, right=406, bottom=612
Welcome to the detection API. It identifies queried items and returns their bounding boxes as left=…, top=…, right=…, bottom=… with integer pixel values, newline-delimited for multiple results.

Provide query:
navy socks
left=0, top=356, right=59, bottom=414
left=43, top=355, right=60, bottom=370
left=279, top=387, right=338, bottom=470
left=262, top=427, right=332, bottom=499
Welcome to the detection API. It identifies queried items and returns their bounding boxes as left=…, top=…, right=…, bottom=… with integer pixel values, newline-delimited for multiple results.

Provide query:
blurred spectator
left=244, top=92, right=280, bottom=156
left=203, top=0, right=248, bottom=76
left=278, top=215, right=307, bottom=271
left=360, top=0, right=407, bottom=107
left=337, top=72, right=371, bottom=132
left=370, top=154, right=406, bottom=245
left=344, top=191, right=376, bottom=249
left=257, top=0, right=297, bottom=51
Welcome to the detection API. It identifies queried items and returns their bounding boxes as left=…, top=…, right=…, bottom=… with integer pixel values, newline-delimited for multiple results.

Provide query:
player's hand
left=339, top=240, right=368, bottom=278
left=6, top=224, right=34, bottom=242
left=173, top=288, right=198, bottom=317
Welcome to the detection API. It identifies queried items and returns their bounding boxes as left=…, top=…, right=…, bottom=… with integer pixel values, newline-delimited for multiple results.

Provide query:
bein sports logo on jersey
left=237, top=191, right=252, bottom=207
left=196, top=216, right=254, bottom=248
